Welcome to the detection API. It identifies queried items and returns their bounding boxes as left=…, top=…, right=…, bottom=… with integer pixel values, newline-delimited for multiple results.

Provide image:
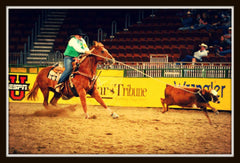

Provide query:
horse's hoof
left=88, top=115, right=97, bottom=119
left=111, top=112, right=119, bottom=119
left=85, top=114, right=90, bottom=119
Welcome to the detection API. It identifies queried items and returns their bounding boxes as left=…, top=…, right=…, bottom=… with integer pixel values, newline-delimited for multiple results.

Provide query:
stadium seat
left=141, top=53, right=150, bottom=62
left=133, top=53, right=142, bottom=62
left=125, top=53, right=134, bottom=61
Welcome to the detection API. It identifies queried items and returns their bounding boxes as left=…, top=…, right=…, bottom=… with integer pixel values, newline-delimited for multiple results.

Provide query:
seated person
left=180, top=43, right=209, bottom=62
left=193, top=12, right=211, bottom=31
left=209, top=13, right=221, bottom=29
left=223, top=27, right=231, bottom=44
left=215, top=35, right=231, bottom=56
left=178, top=11, right=196, bottom=31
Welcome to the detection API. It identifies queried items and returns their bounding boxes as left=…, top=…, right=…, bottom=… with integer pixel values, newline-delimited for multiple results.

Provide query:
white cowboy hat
left=199, top=43, right=208, bottom=49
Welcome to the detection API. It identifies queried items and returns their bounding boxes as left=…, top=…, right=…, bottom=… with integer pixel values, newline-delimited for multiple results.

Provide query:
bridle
left=89, top=47, right=115, bottom=68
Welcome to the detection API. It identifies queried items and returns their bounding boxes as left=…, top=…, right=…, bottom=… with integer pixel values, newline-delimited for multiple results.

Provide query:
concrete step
left=40, top=27, right=60, bottom=31
left=27, top=56, right=47, bottom=60
left=43, top=24, right=61, bottom=28
left=33, top=45, right=52, bottom=49
left=29, top=53, right=49, bottom=57
left=47, top=17, right=65, bottom=21
left=44, top=21, right=64, bottom=24
left=47, top=14, right=66, bottom=18
left=30, top=49, right=51, bottom=53
left=40, top=31, right=58, bottom=35
left=38, top=38, right=55, bottom=42
left=37, top=34, right=57, bottom=38
left=34, top=42, right=54, bottom=45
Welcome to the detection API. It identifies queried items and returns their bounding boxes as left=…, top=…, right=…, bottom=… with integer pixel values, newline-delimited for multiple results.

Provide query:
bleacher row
left=9, top=9, right=231, bottom=65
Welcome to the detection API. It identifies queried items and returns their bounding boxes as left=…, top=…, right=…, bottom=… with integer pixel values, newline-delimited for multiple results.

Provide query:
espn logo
left=9, top=75, right=30, bottom=100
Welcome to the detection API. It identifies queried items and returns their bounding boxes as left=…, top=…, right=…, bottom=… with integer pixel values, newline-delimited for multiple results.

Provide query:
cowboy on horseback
left=55, top=29, right=91, bottom=93
left=27, top=38, right=119, bottom=119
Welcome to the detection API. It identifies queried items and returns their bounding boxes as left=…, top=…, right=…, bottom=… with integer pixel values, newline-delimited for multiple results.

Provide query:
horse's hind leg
left=40, top=87, right=49, bottom=109
left=50, top=93, right=62, bottom=106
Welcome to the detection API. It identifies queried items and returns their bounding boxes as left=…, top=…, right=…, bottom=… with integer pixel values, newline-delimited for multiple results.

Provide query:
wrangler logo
left=9, top=75, right=30, bottom=100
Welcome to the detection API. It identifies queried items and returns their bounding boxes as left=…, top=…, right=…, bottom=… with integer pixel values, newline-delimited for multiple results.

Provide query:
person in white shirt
left=180, top=43, right=209, bottom=62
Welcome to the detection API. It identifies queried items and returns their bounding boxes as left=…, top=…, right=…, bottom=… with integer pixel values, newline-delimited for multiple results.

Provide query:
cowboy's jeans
left=58, top=56, right=74, bottom=84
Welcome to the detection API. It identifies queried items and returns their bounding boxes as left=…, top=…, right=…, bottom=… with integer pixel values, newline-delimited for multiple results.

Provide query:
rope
left=91, top=52, right=199, bottom=95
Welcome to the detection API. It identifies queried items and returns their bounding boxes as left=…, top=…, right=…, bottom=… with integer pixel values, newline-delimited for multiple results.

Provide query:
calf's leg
left=206, top=103, right=219, bottom=115
left=202, top=107, right=212, bottom=125
left=161, top=98, right=167, bottom=113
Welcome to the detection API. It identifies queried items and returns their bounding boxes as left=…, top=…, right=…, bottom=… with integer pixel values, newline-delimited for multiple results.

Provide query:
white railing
left=100, top=62, right=231, bottom=78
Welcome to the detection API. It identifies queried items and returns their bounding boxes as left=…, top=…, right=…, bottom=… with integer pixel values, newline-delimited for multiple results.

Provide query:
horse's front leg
left=78, top=88, right=89, bottom=119
left=91, top=88, right=119, bottom=119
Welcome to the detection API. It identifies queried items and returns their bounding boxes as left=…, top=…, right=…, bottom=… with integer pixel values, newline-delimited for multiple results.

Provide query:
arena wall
left=8, top=70, right=231, bottom=111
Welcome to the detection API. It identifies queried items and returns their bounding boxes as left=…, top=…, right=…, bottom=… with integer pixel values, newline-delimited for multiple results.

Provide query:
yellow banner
left=8, top=73, right=231, bottom=111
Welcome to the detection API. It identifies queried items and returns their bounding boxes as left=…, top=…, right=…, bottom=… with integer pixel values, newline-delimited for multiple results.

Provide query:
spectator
left=209, top=13, right=221, bottom=29
left=178, top=11, right=195, bottom=31
left=180, top=43, right=209, bottom=62
left=223, top=27, right=231, bottom=44
left=193, top=12, right=211, bottom=31
left=216, top=11, right=231, bottom=32
left=215, top=35, right=231, bottom=56
left=182, top=11, right=194, bottom=26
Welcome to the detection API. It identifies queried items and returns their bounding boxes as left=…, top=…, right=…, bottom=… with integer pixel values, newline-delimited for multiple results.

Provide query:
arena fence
left=101, top=62, right=231, bottom=79
left=9, top=61, right=231, bottom=79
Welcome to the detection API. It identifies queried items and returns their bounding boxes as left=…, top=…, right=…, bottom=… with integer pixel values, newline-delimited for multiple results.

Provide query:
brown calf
left=161, top=84, right=220, bottom=124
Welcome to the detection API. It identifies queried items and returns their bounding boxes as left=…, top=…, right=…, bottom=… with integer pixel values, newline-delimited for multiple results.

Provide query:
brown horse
left=27, top=41, right=119, bottom=119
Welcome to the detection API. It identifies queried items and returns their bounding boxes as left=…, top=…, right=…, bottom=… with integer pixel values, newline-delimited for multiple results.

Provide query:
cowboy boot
left=55, top=83, right=63, bottom=93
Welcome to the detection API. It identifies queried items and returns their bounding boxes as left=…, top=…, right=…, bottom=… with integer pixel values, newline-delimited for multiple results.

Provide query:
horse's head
left=90, top=41, right=115, bottom=66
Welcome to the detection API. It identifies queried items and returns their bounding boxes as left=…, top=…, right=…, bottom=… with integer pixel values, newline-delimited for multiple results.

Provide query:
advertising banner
left=8, top=72, right=231, bottom=111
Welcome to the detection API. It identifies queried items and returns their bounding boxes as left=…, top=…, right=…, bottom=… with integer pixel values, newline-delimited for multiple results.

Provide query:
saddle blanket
left=47, top=67, right=65, bottom=89
left=48, top=70, right=62, bottom=81
left=47, top=66, right=65, bottom=82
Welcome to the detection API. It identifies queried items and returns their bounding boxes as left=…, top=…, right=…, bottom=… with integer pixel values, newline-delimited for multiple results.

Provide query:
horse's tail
left=27, top=79, right=39, bottom=101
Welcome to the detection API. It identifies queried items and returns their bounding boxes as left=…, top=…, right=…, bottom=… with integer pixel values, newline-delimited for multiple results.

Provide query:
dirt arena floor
left=8, top=103, right=232, bottom=155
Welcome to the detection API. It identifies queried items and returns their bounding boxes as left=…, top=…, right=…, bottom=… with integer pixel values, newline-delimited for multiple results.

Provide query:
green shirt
left=64, top=36, right=89, bottom=57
